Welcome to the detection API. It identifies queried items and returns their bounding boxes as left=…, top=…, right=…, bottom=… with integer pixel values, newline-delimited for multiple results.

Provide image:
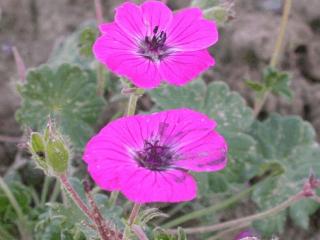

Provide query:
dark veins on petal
left=138, top=25, right=171, bottom=62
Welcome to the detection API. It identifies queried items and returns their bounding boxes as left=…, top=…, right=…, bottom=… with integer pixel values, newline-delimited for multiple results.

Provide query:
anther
left=153, top=26, right=159, bottom=34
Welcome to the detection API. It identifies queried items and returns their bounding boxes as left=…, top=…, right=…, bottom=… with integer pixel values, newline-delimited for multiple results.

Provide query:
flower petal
left=174, top=132, right=228, bottom=172
left=119, top=57, right=162, bottom=88
left=93, top=24, right=161, bottom=88
left=83, top=132, right=136, bottom=191
left=150, top=109, right=227, bottom=172
left=160, top=50, right=215, bottom=85
left=120, top=168, right=196, bottom=203
left=114, top=2, right=146, bottom=39
left=166, top=8, right=218, bottom=51
left=141, top=0, right=173, bottom=34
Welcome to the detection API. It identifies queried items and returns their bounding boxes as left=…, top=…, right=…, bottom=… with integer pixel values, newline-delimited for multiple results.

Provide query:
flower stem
left=96, top=63, right=105, bottom=97
left=109, top=191, right=119, bottom=207
left=162, top=184, right=255, bottom=228
left=0, top=134, right=22, bottom=143
left=127, top=93, right=139, bottom=116
left=168, top=192, right=303, bottom=235
left=83, top=180, right=121, bottom=240
left=207, top=222, right=249, bottom=240
left=109, top=90, right=142, bottom=206
left=49, top=179, right=61, bottom=202
left=0, top=176, right=32, bottom=240
left=122, top=203, right=141, bottom=240
left=253, top=0, right=292, bottom=117
left=59, top=174, right=93, bottom=219
left=94, top=0, right=104, bottom=25
left=40, top=176, right=51, bottom=207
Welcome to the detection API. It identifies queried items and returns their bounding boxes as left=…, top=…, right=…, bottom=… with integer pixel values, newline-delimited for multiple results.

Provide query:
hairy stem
left=109, top=90, right=142, bottom=206
left=40, top=176, right=51, bottom=207
left=83, top=181, right=121, bottom=240
left=94, top=0, right=104, bottom=25
left=0, top=134, right=22, bottom=143
left=49, top=179, right=61, bottom=202
left=132, top=225, right=149, bottom=240
left=59, top=174, right=93, bottom=219
left=127, top=93, right=139, bottom=115
left=253, top=0, right=292, bottom=117
left=96, top=64, right=105, bottom=97
left=12, top=46, right=26, bottom=82
left=162, top=184, right=255, bottom=228
left=122, top=203, right=141, bottom=240
left=109, top=191, right=119, bottom=207
left=207, top=222, right=249, bottom=240
left=168, top=192, right=303, bottom=235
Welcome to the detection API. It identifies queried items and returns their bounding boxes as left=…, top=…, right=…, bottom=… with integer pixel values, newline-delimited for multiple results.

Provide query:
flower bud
left=46, top=136, right=69, bottom=174
left=30, top=132, right=48, bottom=171
left=28, top=122, right=70, bottom=175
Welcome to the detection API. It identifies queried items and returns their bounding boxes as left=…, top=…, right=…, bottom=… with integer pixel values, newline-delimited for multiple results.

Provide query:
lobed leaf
left=250, top=114, right=320, bottom=235
left=16, top=64, right=105, bottom=149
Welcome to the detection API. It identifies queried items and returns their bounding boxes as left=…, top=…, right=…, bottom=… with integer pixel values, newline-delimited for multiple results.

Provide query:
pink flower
left=234, top=229, right=260, bottom=240
left=83, top=109, right=227, bottom=203
left=93, top=0, right=218, bottom=89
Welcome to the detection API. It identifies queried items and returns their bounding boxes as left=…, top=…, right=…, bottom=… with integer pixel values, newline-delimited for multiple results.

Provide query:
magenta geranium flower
left=83, top=109, right=227, bottom=203
left=93, top=0, right=218, bottom=88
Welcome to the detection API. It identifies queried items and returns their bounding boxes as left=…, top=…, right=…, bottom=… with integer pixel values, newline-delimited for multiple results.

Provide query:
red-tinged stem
left=83, top=181, right=122, bottom=240
left=94, top=0, right=104, bottom=25
left=132, top=225, right=149, bottom=240
left=59, top=174, right=93, bottom=219
left=0, top=134, right=22, bottom=143
left=12, top=46, right=26, bottom=82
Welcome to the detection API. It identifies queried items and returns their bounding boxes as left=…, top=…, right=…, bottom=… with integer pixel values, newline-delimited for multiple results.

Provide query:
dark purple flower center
left=138, top=26, right=169, bottom=62
left=134, top=140, right=174, bottom=171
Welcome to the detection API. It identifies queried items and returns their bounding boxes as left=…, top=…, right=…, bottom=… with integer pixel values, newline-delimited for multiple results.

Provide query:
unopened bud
left=46, top=136, right=69, bottom=174
left=203, top=3, right=235, bottom=26
left=30, top=132, right=48, bottom=171
left=28, top=120, right=70, bottom=175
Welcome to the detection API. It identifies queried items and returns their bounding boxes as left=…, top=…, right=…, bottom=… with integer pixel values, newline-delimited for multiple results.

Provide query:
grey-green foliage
left=16, top=64, right=105, bottom=149
left=48, top=22, right=97, bottom=69
left=35, top=177, right=123, bottom=240
left=150, top=80, right=253, bottom=134
left=149, top=80, right=256, bottom=193
left=191, top=0, right=233, bottom=25
left=246, top=67, right=293, bottom=101
left=250, top=114, right=320, bottom=235
left=191, top=0, right=220, bottom=9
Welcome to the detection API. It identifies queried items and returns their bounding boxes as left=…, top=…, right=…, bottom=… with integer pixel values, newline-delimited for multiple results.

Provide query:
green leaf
left=150, top=80, right=254, bottom=134
left=149, top=80, right=255, bottom=193
left=79, top=27, right=98, bottom=58
left=48, top=21, right=96, bottom=69
left=245, top=80, right=265, bottom=92
left=263, top=67, right=293, bottom=100
left=250, top=114, right=320, bottom=235
left=191, top=0, right=219, bottom=9
left=16, top=64, right=105, bottom=149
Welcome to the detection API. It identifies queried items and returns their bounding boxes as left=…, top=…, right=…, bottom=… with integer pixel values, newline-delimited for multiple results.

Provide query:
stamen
left=153, top=26, right=159, bottom=34
left=139, top=25, right=169, bottom=62
left=134, top=140, right=174, bottom=171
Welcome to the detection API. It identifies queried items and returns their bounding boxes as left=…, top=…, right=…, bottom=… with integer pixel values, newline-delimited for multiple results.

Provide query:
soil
left=0, top=0, right=320, bottom=239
